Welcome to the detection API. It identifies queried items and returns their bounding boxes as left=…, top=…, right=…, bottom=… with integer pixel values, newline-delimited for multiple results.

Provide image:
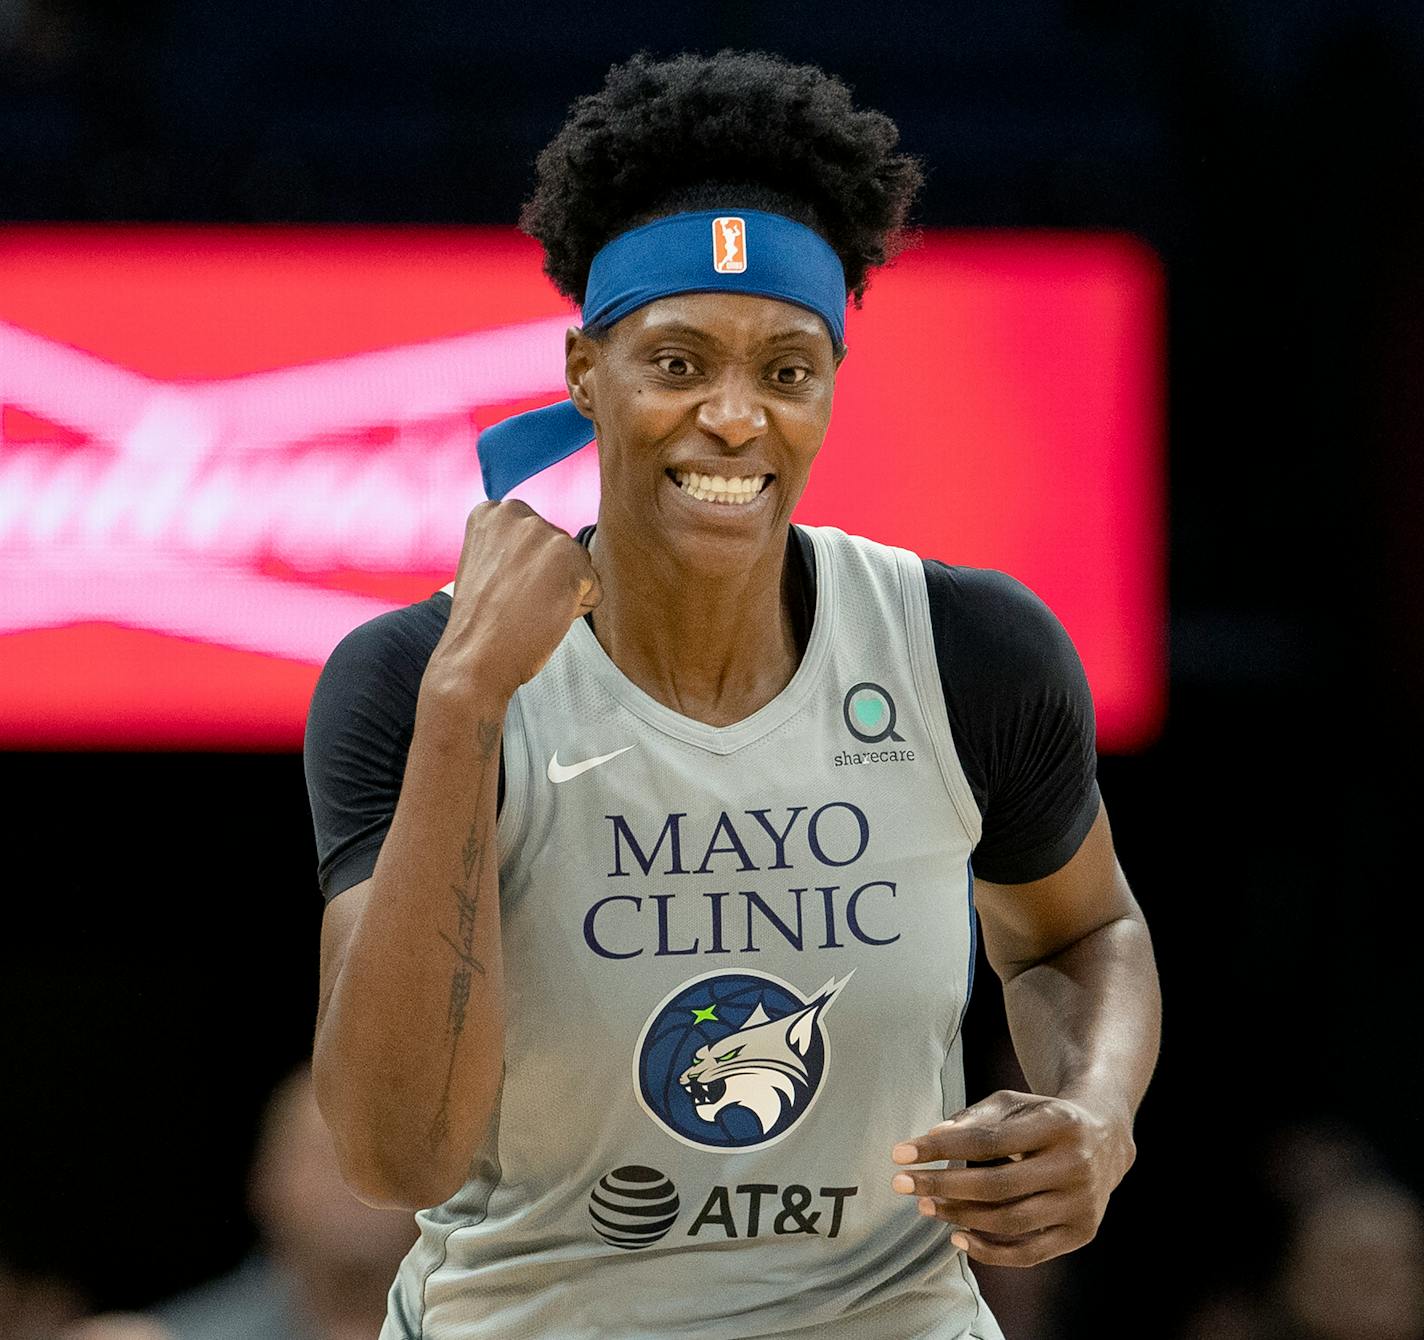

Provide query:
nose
left=695, top=370, right=768, bottom=449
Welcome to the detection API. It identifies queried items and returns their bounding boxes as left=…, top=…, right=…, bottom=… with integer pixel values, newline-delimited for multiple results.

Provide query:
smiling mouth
left=667, top=468, right=772, bottom=505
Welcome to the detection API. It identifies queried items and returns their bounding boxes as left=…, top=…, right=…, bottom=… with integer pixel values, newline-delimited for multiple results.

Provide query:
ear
left=785, top=1003, right=820, bottom=1057
left=566, top=326, right=599, bottom=421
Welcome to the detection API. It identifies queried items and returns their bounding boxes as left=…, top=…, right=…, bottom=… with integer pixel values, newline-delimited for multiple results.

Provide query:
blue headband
left=477, top=209, right=848, bottom=500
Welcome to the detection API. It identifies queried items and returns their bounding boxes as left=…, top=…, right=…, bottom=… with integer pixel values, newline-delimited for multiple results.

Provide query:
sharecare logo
left=712, top=217, right=747, bottom=273
left=0, top=227, right=1166, bottom=751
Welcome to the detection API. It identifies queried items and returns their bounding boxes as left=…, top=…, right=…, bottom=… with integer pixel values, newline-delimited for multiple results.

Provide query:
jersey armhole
left=894, top=547, right=985, bottom=847
left=495, top=689, right=533, bottom=864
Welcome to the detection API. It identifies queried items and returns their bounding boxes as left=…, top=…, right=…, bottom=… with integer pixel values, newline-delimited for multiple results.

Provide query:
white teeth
left=672, top=470, right=768, bottom=505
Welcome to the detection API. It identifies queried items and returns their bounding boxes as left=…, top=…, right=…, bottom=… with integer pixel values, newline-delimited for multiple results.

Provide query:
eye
left=654, top=354, right=698, bottom=377
left=714, top=1045, right=743, bottom=1062
left=774, top=365, right=811, bottom=386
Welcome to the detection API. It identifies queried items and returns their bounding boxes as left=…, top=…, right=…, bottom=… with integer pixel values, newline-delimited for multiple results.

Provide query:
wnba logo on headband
left=712, top=217, right=747, bottom=274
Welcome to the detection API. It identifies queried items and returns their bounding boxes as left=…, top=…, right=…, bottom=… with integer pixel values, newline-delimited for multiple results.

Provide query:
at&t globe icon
left=588, top=1165, right=680, bottom=1250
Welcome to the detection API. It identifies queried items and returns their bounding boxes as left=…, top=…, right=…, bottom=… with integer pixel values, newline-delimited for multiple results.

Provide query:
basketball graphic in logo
left=712, top=216, right=747, bottom=273
left=588, top=1165, right=681, bottom=1250
left=634, top=969, right=852, bottom=1152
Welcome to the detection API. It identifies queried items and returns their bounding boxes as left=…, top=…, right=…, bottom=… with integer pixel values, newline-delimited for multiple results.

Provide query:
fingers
left=574, top=559, right=603, bottom=612
left=909, top=1178, right=1085, bottom=1266
left=912, top=1190, right=1073, bottom=1241
left=441, top=499, right=604, bottom=695
left=891, top=1091, right=1120, bottom=1269
left=577, top=576, right=602, bottom=610
left=893, top=1090, right=1072, bottom=1165
left=946, top=1223, right=1083, bottom=1269
left=892, top=1151, right=1076, bottom=1205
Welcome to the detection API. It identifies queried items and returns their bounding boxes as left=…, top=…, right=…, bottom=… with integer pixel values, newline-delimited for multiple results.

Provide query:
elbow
left=313, top=1060, right=469, bottom=1212
left=339, top=1158, right=465, bottom=1213
left=324, top=1117, right=469, bottom=1212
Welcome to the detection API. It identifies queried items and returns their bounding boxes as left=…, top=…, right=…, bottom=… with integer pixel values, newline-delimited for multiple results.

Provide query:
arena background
left=3, top=3, right=1423, bottom=1336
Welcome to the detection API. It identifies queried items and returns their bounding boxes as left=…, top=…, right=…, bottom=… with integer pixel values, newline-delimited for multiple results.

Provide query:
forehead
left=612, top=291, right=831, bottom=352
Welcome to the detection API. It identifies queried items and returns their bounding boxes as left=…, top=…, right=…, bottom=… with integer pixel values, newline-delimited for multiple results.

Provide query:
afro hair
left=518, top=49, right=925, bottom=317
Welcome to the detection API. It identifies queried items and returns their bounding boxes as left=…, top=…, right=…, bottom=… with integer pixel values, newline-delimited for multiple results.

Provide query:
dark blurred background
left=4, top=1, right=1423, bottom=1337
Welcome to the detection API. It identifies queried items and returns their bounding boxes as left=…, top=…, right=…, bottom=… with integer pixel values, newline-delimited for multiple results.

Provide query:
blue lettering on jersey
left=634, top=969, right=852, bottom=1152
left=607, top=812, right=688, bottom=877
left=583, top=803, right=894, bottom=962
left=605, top=803, right=869, bottom=878
left=586, top=801, right=896, bottom=960
left=583, top=882, right=900, bottom=959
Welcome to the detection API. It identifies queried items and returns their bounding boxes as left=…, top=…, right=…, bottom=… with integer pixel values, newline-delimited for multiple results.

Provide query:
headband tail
left=477, top=400, right=595, bottom=500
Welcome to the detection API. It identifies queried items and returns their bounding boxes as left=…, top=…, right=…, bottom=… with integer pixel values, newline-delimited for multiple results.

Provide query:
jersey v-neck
left=566, top=523, right=837, bottom=753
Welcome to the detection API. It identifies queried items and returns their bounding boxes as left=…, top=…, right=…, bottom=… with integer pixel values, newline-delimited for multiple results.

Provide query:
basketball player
left=304, top=49, right=1161, bottom=1339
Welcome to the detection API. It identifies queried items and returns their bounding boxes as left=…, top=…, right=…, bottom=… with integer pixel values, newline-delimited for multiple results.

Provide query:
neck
left=587, top=520, right=802, bottom=727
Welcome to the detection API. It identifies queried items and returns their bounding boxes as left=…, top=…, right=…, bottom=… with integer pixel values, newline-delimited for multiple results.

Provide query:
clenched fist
left=426, top=500, right=601, bottom=705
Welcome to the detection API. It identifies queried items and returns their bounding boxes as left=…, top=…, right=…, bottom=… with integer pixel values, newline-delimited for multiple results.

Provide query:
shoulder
left=914, top=561, right=1100, bottom=883
left=319, top=589, right=451, bottom=683
left=303, top=591, right=464, bottom=902
left=800, top=529, right=1085, bottom=690
left=920, top=561, right=1088, bottom=692
left=305, top=589, right=452, bottom=754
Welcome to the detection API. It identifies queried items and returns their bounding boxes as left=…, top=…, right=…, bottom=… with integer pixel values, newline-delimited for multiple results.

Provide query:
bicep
left=973, top=800, right=1142, bottom=983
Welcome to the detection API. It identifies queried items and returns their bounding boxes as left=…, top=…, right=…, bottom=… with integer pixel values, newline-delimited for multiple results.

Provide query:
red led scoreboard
left=0, top=228, right=1164, bottom=750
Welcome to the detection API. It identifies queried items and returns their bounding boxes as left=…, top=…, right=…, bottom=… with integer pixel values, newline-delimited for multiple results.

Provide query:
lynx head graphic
left=636, top=969, right=855, bottom=1151
left=676, top=975, right=851, bottom=1137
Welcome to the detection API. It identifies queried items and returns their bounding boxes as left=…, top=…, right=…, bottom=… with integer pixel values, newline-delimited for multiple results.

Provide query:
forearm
left=1000, top=910, right=1161, bottom=1135
left=315, top=676, right=508, bottom=1208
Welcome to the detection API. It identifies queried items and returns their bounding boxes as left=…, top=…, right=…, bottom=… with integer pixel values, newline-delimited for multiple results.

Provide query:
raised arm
left=312, top=501, right=600, bottom=1210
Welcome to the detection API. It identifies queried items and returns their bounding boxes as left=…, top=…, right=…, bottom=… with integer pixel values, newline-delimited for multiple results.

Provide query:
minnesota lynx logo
left=635, top=969, right=852, bottom=1151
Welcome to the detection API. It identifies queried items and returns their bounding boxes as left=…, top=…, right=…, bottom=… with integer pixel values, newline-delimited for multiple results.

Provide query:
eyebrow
left=638, top=321, right=822, bottom=350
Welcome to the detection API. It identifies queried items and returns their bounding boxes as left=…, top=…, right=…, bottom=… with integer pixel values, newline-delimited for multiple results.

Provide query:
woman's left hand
left=890, top=1089, right=1136, bottom=1267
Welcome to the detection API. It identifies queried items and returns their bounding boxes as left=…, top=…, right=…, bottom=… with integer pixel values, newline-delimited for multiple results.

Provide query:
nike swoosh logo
left=547, top=744, right=636, bottom=784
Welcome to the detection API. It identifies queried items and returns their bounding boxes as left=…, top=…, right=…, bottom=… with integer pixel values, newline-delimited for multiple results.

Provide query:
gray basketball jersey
left=380, top=525, right=1004, bottom=1340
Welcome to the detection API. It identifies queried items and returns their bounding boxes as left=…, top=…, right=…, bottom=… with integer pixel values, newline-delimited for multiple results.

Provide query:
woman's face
left=566, top=290, right=843, bottom=574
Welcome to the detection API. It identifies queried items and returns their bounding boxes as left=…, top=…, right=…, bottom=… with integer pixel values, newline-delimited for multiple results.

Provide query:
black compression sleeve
left=922, top=562, right=1101, bottom=884
left=303, top=593, right=502, bottom=903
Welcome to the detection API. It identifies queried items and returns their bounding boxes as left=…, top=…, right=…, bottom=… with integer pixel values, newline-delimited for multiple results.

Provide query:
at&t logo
left=588, top=1165, right=681, bottom=1250
left=587, top=1164, right=858, bottom=1248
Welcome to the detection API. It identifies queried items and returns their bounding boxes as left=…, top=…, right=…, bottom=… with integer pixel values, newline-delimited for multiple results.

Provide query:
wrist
left=416, top=662, right=512, bottom=742
left=421, top=646, right=517, bottom=713
left=1056, top=1081, right=1138, bottom=1179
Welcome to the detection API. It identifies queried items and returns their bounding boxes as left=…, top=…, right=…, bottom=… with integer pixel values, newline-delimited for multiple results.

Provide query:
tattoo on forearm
left=426, top=716, right=502, bottom=1155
